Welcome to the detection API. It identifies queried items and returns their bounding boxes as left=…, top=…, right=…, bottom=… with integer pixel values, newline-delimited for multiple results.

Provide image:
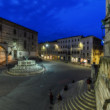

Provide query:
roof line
left=0, top=17, right=38, bottom=33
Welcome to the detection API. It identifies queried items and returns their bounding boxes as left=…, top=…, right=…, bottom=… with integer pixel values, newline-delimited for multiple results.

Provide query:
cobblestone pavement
left=0, top=61, right=91, bottom=110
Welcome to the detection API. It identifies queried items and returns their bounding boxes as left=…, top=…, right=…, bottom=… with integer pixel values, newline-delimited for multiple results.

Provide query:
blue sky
left=0, top=0, right=105, bottom=42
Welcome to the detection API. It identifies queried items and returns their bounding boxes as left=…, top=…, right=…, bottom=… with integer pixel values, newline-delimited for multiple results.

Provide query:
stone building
left=103, top=0, right=110, bottom=56
left=0, top=17, right=38, bottom=64
left=39, top=36, right=103, bottom=64
left=80, top=36, right=103, bottom=64
left=95, top=0, right=110, bottom=110
left=57, top=36, right=103, bottom=64
left=57, top=36, right=82, bottom=61
left=39, top=41, right=59, bottom=60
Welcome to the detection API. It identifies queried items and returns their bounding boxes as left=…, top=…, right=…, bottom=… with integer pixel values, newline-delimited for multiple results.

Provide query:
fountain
left=7, top=56, right=44, bottom=76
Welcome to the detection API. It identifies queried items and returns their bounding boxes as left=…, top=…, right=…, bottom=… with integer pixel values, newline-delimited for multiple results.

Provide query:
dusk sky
left=0, top=0, right=105, bottom=42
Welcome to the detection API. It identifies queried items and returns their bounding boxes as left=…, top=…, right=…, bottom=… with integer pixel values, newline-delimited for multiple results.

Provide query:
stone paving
left=53, top=79, right=96, bottom=110
left=0, top=61, right=91, bottom=110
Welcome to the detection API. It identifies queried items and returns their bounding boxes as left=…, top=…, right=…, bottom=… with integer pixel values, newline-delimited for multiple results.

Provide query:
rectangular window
left=24, top=40, right=26, bottom=49
left=24, top=32, right=26, bottom=37
left=87, top=46, right=89, bottom=50
left=32, top=34, right=34, bottom=39
left=13, top=29, right=16, bottom=35
left=0, top=25, right=2, bottom=31
left=87, top=53, right=89, bottom=56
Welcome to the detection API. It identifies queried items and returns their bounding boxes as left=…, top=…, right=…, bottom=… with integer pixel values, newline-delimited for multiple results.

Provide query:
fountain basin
left=7, top=60, right=44, bottom=76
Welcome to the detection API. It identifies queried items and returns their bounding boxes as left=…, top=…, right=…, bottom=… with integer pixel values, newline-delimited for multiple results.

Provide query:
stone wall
left=95, top=57, right=110, bottom=110
left=0, top=18, right=38, bottom=59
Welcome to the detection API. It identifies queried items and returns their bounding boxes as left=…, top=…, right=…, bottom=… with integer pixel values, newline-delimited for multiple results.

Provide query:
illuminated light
left=81, top=58, right=84, bottom=62
left=41, top=55, right=44, bottom=57
left=0, top=46, right=6, bottom=63
left=45, top=44, right=49, bottom=47
left=79, top=42, right=83, bottom=49
left=50, top=56, right=52, bottom=59
left=42, top=46, right=46, bottom=50
left=47, top=56, right=49, bottom=59
left=71, top=57, right=78, bottom=62
left=84, top=59, right=87, bottom=63
left=61, top=57, right=63, bottom=60
left=55, top=44, right=59, bottom=49
left=102, top=40, right=104, bottom=44
left=44, top=56, right=46, bottom=59
left=8, top=55, right=12, bottom=61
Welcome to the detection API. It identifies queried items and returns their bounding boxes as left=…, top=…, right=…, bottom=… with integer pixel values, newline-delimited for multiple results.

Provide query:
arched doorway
left=0, top=46, right=6, bottom=65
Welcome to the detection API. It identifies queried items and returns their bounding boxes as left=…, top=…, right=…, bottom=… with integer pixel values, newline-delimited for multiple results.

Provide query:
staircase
left=56, top=89, right=96, bottom=110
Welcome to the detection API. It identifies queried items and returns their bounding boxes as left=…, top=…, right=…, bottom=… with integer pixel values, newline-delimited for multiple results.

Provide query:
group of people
left=49, top=78, right=93, bottom=105
left=49, top=89, right=62, bottom=105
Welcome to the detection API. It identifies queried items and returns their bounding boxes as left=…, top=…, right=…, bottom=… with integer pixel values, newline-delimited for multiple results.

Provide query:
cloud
left=10, top=0, right=20, bottom=5
left=0, top=0, right=4, bottom=7
left=0, top=0, right=105, bottom=42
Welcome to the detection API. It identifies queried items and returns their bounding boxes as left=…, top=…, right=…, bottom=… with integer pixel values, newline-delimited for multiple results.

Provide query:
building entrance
left=14, top=50, right=17, bottom=59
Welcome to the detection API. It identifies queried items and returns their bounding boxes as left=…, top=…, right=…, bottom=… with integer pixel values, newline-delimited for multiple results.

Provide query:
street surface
left=0, top=61, right=91, bottom=110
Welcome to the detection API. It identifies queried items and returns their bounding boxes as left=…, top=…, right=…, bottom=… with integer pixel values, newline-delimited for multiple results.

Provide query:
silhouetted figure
left=64, top=85, right=68, bottom=91
left=87, top=77, right=92, bottom=91
left=57, top=93, right=62, bottom=101
left=6, top=64, right=9, bottom=71
left=49, top=89, right=53, bottom=104
left=72, top=80, right=75, bottom=83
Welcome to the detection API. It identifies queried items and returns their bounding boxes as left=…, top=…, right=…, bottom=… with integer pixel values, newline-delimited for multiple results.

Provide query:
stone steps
left=57, top=89, right=96, bottom=110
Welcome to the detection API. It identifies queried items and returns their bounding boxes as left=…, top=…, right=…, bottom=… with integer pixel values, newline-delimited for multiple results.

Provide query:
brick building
left=0, top=17, right=38, bottom=64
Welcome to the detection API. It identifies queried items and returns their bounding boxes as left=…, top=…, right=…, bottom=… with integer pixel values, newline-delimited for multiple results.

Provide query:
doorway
left=14, top=50, right=17, bottom=59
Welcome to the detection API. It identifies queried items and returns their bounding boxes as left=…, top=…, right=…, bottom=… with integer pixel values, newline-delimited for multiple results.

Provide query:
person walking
left=57, top=93, right=62, bottom=101
left=87, top=77, right=92, bottom=91
left=49, top=89, right=53, bottom=104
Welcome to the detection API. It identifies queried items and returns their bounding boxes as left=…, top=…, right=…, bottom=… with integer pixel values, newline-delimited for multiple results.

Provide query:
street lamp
left=55, top=44, right=59, bottom=60
left=45, top=44, right=49, bottom=47
left=45, top=44, right=49, bottom=59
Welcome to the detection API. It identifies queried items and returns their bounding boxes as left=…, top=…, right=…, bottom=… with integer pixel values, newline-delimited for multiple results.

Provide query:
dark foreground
left=0, top=61, right=91, bottom=110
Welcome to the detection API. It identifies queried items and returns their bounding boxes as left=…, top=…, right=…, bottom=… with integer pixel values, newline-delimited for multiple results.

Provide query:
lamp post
left=45, top=44, right=49, bottom=59
left=78, top=42, right=83, bottom=64
left=55, top=44, right=59, bottom=60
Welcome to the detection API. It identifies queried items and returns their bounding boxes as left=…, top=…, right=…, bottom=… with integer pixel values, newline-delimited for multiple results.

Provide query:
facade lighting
left=79, top=42, right=83, bottom=49
left=55, top=44, right=59, bottom=49
left=42, top=46, right=46, bottom=50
